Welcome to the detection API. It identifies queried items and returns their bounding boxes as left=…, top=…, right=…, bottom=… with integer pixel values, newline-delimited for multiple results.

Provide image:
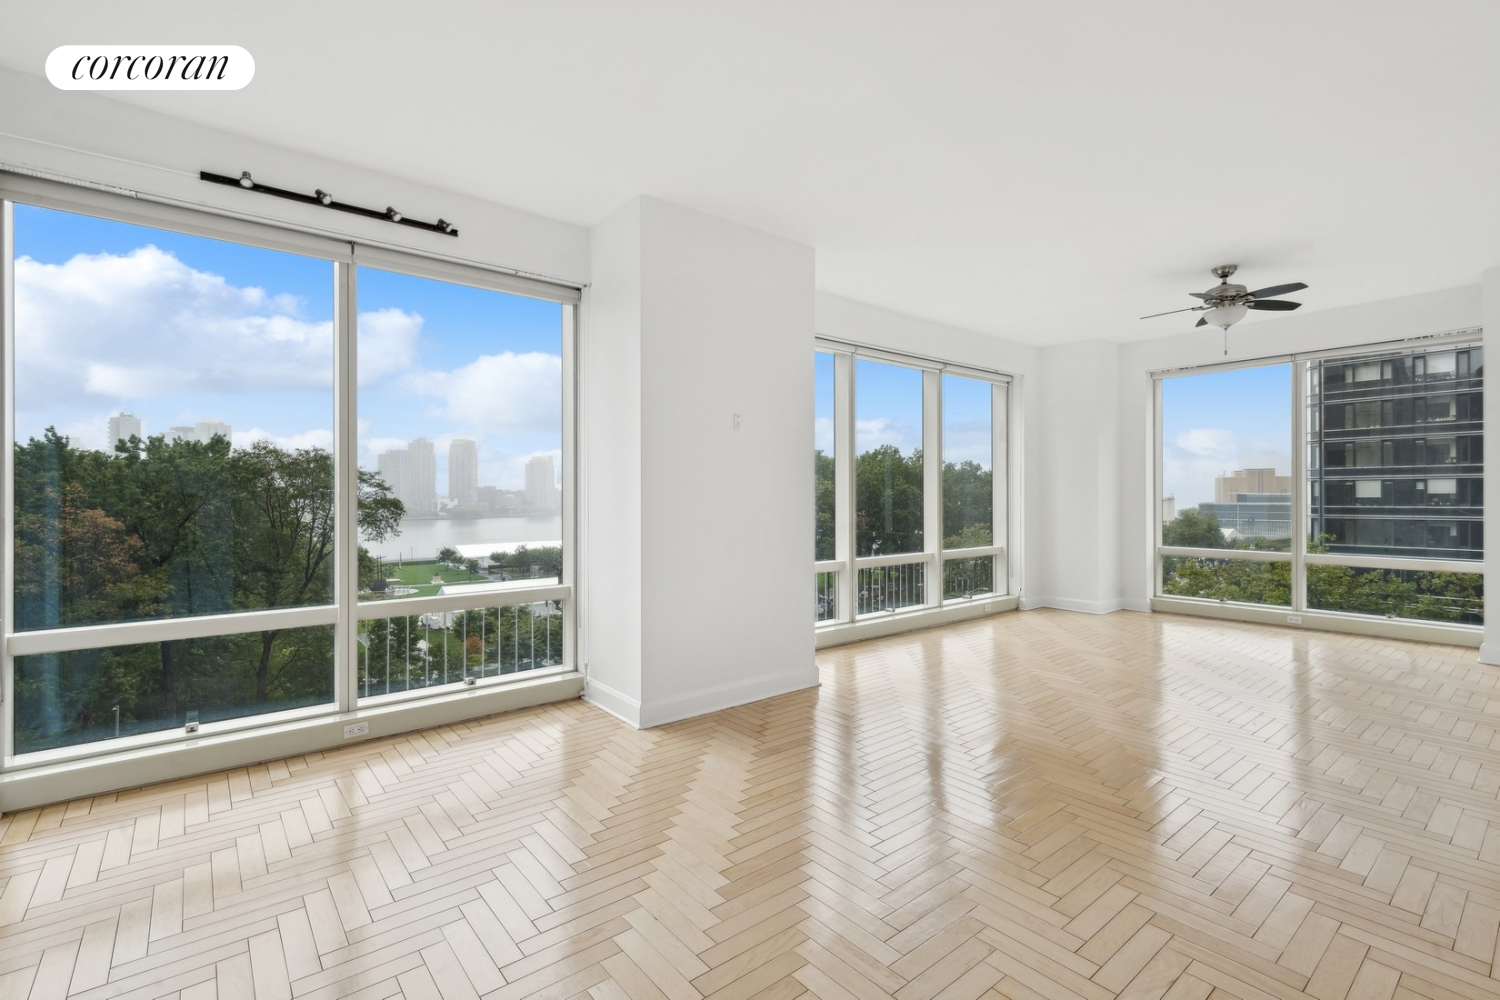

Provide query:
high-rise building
left=525, top=454, right=559, bottom=512
left=1214, top=468, right=1291, bottom=503
left=408, top=438, right=436, bottom=514
left=378, top=438, right=437, bottom=515
left=377, top=449, right=411, bottom=511
left=107, top=412, right=142, bottom=454
left=449, top=439, right=479, bottom=505
left=166, top=420, right=233, bottom=445
left=1309, top=345, right=1483, bottom=560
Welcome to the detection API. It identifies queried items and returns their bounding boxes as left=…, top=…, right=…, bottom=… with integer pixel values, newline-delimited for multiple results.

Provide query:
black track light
left=315, top=189, right=332, bottom=206
left=238, top=171, right=254, bottom=188
left=386, top=207, right=402, bottom=223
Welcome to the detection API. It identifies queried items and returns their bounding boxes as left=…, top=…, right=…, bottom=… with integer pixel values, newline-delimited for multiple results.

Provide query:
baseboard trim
left=0, top=672, right=584, bottom=813
left=1153, top=596, right=1482, bottom=648
left=582, top=677, right=643, bottom=729
left=640, top=666, right=819, bottom=729
left=1026, top=597, right=1128, bottom=615
left=1479, top=641, right=1500, bottom=665
left=816, top=597, right=1019, bottom=648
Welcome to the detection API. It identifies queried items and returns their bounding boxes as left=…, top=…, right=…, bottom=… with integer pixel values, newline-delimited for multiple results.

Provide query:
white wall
left=579, top=200, right=644, bottom=720
left=0, top=67, right=588, bottom=282
left=814, top=294, right=1045, bottom=604
left=584, top=198, right=817, bottom=727
left=640, top=200, right=816, bottom=724
left=1037, top=341, right=1123, bottom=613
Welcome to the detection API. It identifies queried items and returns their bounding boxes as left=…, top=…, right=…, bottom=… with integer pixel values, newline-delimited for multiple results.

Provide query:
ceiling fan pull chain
left=1224, top=329, right=1229, bottom=356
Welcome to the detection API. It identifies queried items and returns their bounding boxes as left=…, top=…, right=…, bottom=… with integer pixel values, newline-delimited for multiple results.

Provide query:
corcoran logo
left=45, top=45, right=254, bottom=90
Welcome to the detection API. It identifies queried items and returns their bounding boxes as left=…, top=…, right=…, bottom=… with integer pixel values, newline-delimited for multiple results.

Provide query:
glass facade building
left=1309, top=345, right=1483, bottom=561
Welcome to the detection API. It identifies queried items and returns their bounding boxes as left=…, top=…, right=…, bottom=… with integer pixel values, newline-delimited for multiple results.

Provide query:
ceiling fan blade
left=1188, top=292, right=1211, bottom=300
left=1195, top=317, right=1208, bottom=327
left=1246, top=299, right=1301, bottom=311
left=1140, top=306, right=1207, bottom=319
left=1247, top=282, right=1307, bottom=299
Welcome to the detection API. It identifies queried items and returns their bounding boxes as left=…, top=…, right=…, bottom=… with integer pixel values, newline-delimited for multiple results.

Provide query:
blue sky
left=815, top=353, right=994, bottom=469
left=14, top=204, right=562, bottom=492
left=1161, top=364, right=1291, bottom=508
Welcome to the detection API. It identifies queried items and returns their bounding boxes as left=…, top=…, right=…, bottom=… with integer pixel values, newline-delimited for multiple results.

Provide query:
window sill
left=0, top=670, right=584, bottom=813
left=815, top=596, right=1018, bottom=648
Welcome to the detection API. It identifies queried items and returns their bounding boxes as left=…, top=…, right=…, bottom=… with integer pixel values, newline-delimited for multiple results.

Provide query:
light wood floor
left=2, top=609, right=1500, bottom=999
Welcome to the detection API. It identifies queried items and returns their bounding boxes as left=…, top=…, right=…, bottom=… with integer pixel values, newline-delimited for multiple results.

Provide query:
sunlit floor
left=1, top=609, right=1498, bottom=999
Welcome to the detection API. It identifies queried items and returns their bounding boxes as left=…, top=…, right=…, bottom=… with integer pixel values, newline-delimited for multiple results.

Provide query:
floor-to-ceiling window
left=814, top=342, right=1011, bottom=633
left=1, top=178, right=578, bottom=768
left=1155, top=338, right=1483, bottom=632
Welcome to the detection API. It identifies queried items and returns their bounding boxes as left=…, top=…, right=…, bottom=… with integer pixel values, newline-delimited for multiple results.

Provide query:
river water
left=365, top=515, right=563, bottom=561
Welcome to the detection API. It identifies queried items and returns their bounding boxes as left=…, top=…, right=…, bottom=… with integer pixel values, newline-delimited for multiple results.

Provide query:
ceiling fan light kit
left=1140, top=264, right=1308, bottom=352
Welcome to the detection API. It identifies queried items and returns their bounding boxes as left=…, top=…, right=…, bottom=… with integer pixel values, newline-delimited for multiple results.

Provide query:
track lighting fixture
left=199, top=170, right=458, bottom=236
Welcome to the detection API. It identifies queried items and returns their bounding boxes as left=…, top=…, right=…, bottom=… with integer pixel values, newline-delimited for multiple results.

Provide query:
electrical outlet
left=984, top=603, right=992, bottom=612
left=1286, top=615, right=1303, bottom=625
left=343, top=721, right=369, bottom=739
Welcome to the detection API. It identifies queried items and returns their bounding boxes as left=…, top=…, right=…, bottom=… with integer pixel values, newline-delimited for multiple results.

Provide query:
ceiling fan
left=1141, top=264, right=1307, bottom=330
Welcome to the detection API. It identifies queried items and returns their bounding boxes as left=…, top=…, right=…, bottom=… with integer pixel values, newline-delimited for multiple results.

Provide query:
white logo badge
left=46, top=46, right=254, bottom=90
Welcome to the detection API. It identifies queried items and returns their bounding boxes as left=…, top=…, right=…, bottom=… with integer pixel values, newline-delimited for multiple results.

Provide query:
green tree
left=1162, top=508, right=1226, bottom=549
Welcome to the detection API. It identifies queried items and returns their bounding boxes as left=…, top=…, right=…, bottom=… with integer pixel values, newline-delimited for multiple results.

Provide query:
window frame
left=0, top=173, right=581, bottom=769
left=1151, top=331, right=1483, bottom=639
left=814, top=338, right=1015, bottom=637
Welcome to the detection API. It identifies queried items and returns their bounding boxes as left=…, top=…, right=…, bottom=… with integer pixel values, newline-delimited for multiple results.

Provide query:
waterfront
left=365, top=515, right=562, bottom=561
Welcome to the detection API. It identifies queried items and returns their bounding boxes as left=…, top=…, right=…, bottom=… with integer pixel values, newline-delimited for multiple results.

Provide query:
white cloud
left=1174, top=428, right=1236, bottom=460
left=855, top=417, right=919, bottom=456
left=14, top=247, right=342, bottom=411
left=356, top=308, right=422, bottom=385
left=404, top=351, right=562, bottom=434
left=814, top=416, right=833, bottom=455
left=234, top=427, right=334, bottom=452
left=1163, top=426, right=1289, bottom=508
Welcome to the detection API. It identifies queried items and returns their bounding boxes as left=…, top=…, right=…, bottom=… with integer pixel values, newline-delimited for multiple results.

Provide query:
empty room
left=1, top=3, right=1499, bottom=998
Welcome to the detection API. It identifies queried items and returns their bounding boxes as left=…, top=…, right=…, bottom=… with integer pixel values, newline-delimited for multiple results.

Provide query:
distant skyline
left=1161, top=364, right=1292, bottom=510
left=14, top=204, right=563, bottom=492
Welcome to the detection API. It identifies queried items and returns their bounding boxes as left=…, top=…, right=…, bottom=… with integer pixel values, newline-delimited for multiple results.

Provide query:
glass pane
left=815, top=352, right=835, bottom=561
left=941, top=375, right=993, bottom=548
left=1308, top=345, right=1481, bottom=562
left=943, top=556, right=993, bottom=600
left=12, top=205, right=336, bottom=630
left=356, top=268, right=564, bottom=601
left=14, top=624, right=335, bottom=755
left=1307, top=566, right=1483, bottom=624
left=1160, top=365, right=1292, bottom=564
left=1161, top=556, right=1291, bottom=606
left=815, top=571, right=838, bottom=623
left=360, top=601, right=563, bottom=698
left=854, top=360, right=923, bottom=556
left=856, top=561, right=925, bottom=615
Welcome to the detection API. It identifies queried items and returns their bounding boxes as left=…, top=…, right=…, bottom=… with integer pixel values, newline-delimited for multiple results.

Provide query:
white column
left=583, top=197, right=819, bottom=726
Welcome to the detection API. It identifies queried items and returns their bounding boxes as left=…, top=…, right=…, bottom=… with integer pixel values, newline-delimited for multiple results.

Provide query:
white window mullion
left=994, top=381, right=1009, bottom=596
left=1291, top=361, right=1309, bottom=612
left=561, top=303, right=578, bottom=671
left=923, top=369, right=942, bottom=608
left=834, top=352, right=855, bottom=623
left=334, top=257, right=358, bottom=714
left=1, top=199, right=14, bottom=763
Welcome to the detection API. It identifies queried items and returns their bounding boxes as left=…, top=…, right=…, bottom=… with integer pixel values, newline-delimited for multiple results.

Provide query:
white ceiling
left=3, top=1, right=1499, bottom=346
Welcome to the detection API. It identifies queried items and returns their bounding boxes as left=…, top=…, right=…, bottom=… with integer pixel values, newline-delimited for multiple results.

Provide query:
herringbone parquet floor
left=3, top=609, right=1500, bottom=999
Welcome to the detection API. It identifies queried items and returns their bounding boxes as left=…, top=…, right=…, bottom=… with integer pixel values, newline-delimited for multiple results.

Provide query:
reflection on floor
left=1, top=608, right=1499, bottom=998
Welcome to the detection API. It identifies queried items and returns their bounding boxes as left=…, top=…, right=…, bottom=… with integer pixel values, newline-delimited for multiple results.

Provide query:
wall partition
left=1154, top=333, right=1483, bottom=639
left=814, top=340, right=1012, bottom=637
left=0, top=174, right=579, bottom=779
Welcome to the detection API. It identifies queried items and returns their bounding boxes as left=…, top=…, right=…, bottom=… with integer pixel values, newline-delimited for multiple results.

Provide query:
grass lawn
left=365, top=559, right=488, bottom=599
